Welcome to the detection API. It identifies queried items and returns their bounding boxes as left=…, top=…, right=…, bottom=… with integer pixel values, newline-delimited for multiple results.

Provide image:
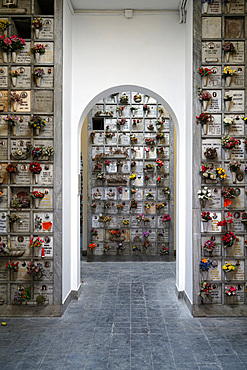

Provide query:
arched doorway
left=79, top=86, right=179, bottom=263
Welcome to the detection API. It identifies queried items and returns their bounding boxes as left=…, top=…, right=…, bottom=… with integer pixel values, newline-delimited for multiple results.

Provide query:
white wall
left=62, top=0, right=73, bottom=302
left=63, top=6, right=193, bottom=300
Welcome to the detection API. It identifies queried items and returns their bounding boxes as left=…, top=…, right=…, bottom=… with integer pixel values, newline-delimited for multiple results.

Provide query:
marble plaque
left=226, top=66, right=244, bottom=87
left=12, top=262, right=30, bottom=280
left=42, top=260, right=53, bottom=281
left=228, top=0, right=244, bottom=13
left=0, top=90, right=8, bottom=112
left=92, top=104, right=104, bottom=116
left=39, top=67, right=53, bottom=88
left=104, top=95, right=117, bottom=104
left=40, top=116, right=54, bottom=137
left=35, top=42, right=53, bottom=64
left=38, top=164, right=54, bottom=185
left=16, top=164, right=30, bottom=185
left=145, top=201, right=156, bottom=214
left=202, top=235, right=221, bottom=257
left=13, top=90, right=31, bottom=112
left=202, top=42, right=222, bottom=63
left=92, top=146, right=104, bottom=160
left=0, top=187, right=7, bottom=208
left=0, top=163, right=8, bottom=185
left=0, top=115, right=8, bottom=136
left=202, top=138, right=221, bottom=161
left=205, top=0, right=221, bottom=14
left=224, top=114, right=244, bottom=135
left=208, top=114, right=221, bottom=135
left=34, top=91, right=54, bottom=113
left=16, top=42, right=31, bottom=64
left=208, top=286, right=222, bottom=304
left=207, top=260, right=221, bottom=281
left=38, top=18, right=54, bottom=40
left=205, top=66, right=221, bottom=88
left=10, top=235, right=30, bottom=256
left=207, top=90, right=221, bottom=112
left=33, top=212, right=53, bottom=233
left=229, top=187, right=244, bottom=208
left=12, top=66, right=31, bottom=88
left=105, top=105, right=117, bottom=117
left=0, top=139, right=8, bottom=159
left=224, top=235, right=244, bottom=256
left=34, top=284, right=53, bottom=305
left=231, top=138, right=244, bottom=160
left=0, top=212, right=7, bottom=233
left=0, top=67, right=7, bottom=87
left=94, top=132, right=104, bottom=145
left=132, top=118, right=143, bottom=130
left=0, top=284, right=7, bottom=304
left=12, top=212, right=30, bottom=232
left=225, top=17, right=244, bottom=38
left=224, top=259, right=244, bottom=280
left=0, top=261, right=8, bottom=280
left=208, top=187, right=221, bottom=209
left=202, top=17, right=221, bottom=39
left=33, top=187, right=53, bottom=209
left=11, top=138, right=31, bottom=157
left=224, top=90, right=245, bottom=112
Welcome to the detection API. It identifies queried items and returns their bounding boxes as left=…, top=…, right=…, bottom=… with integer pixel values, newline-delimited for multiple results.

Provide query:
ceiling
left=70, top=0, right=181, bottom=11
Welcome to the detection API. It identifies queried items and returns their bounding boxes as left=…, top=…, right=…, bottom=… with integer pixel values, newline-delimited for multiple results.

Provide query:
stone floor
left=1, top=262, right=247, bottom=369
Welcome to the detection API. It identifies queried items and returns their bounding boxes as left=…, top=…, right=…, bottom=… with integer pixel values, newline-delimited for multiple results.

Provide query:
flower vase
left=225, top=125, right=230, bottom=135
left=225, top=76, right=232, bottom=87
left=201, top=199, right=207, bottom=208
left=202, top=123, right=209, bottom=135
left=11, top=125, right=17, bottom=136
left=201, top=221, right=209, bottom=233
left=225, top=148, right=232, bottom=160
left=132, top=110, right=136, bottom=117
left=13, top=101, right=18, bottom=112
left=11, top=223, right=16, bottom=232
left=202, top=76, right=208, bottom=87
left=225, top=52, right=230, bottom=62
left=35, top=28, right=40, bottom=39
left=35, top=77, right=41, bottom=87
left=202, top=100, right=209, bottom=111
left=201, top=270, right=208, bottom=280
left=34, top=197, right=41, bottom=209
left=225, top=100, right=231, bottom=111
left=146, top=152, right=149, bottom=158
left=2, top=52, right=7, bottom=63
left=35, top=52, right=40, bottom=63
left=3, top=29, right=7, bottom=36
left=202, top=2, right=209, bottom=14
left=226, top=2, right=231, bottom=13
left=10, top=270, right=18, bottom=281
left=34, top=246, right=40, bottom=257
left=135, top=250, right=139, bottom=256
left=145, top=111, right=149, bottom=118
left=11, top=51, right=17, bottom=63
left=11, top=172, right=17, bottom=184
left=34, top=173, right=39, bottom=184
left=11, top=76, right=17, bottom=87
left=226, top=222, right=231, bottom=232
left=231, top=171, right=237, bottom=184
left=35, top=128, right=40, bottom=136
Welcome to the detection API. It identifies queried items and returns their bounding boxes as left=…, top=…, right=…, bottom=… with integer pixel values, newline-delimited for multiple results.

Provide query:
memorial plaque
left=202, top=138, right=221, bottom=161
left=104, top=95, right=117, bottom=104
left=148, top=148, right=157, bottom=159
left=231, top=138, right=244, bottom=159
left=92, top=104, right=104, bottom=117
left=34, top=91, right=54, bottom=113
left=225, top=17, right=244, bottom=39
left=0, top=115, right=8, bottom=136
left=145, top=202, right=156, bottom=214
left=227, top=41, right=245, bottom=64
left=16, top=42, right=31, bottom=64
left=40, top=116, right=53, bottom=137
left=205, top=0, right=221, bottom=14
left=202, top=235, right=221, bottom=256
left=38, top=164, right=53, bottom=185
left=0, top=67, right=7, bottom=88
left=147, top=105, right=157, bottom=117
left=0, top=139, right=8, bottom=159
left=105, top=105, right=117, bottom=118
left=0, top=187, right=7, bottom=208
left=38, top=18, right=54, bottom=40
left=16, top=163, right=30, bottom=185
left=202, top=42, right=222, bottom=63
left=104, top=118, right=115, bottom=131
left=92, top=146, right=104, bottom=160
left=132, top=117, right=143, bottom=130
left=208, top=187, right=221, bottom=209
left=41, top=260, right=53, bottom=281
left=0, top=284, right=7, bottom=305
left=132, top=92, right=144, bottom=104
left=205, top=66, right=221, bottom=88
left=0, top=90, right=8, bottom=112
left=33, top=187, right=53, bottom=209
left=105, top=187, right=117, bottom=200
left=224, top=259, right=244, bottom=280
left=202, top=17, right=221, bottom=39
left=225, top=284, right=244, bottom=304
left=0, top=261, right=8, bottom=281
left=224, top=90, right=245, bottom=112
left=207, top=90, right=221, bottom=112
left=208, top=114, right=221, bottom=135
left=147, top=96, right=157, bottom=105
left=0, top=164, right=8, bottom=185
left=35, top=42, right=53, bottom=64
left=33, top=212, right=53, bottom=233
left=11, top=66, right=31, bottom=88
left=37, top=235, right=53, bottom=257
left=229, top=187, right=244, bottom=208
left=135, top=174, right=143, bottom=187
left=225, top=235, right=244, bottom=256
left=11, top=138, right=31, bottom=159
left=107, top=201, right=117, bottom=214
left=134, top=147, right=143, bottom=159
left=121, top=160, right=130, bottom=173
left=39, top=66, right=54, bottom=88
left=0, top=212, right=7, bottom=233
left=9, top=235, right=29, bottom=257
left=208, top=260, right=221, bottom=281
left=130, top=215, right=140, bottom=228
left=10, top=90, right=31, bottom=112
left=12, top=260, right=29, bottom=279
left=206, top=285, right=222, bottom=304
left=224, top=66, right=245, bottom=87
left=228, top=0, right=244, bottom=14
left=34, top=284, right=53, bottom=304
left=94, top=132, right=104, bottom=145
left=12, top=212, right=30, bottom=232
left=224, top=114, right=244, bottom=135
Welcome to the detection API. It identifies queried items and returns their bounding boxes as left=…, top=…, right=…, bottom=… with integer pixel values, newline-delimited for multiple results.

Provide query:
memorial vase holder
left=2, top=52, right=7, bottom=63
left=201, top=220, right=209, bottom=233
left=11, top=223, right=16, bottom=232
left=201, top=199, right=207, bottom=208
left=225, top=76, right=232, bottom=87
left=3, top=29, right=7, bottom=36
left=35, top=52, right=40, bottom=63
left=11, top=51, right=17, bottom=63
left=202, top=100, right=209, bottom=111
left=34, top=173, right=39, bottom=184
left=225, top=125, right=230, bottom=135
left=132, top=110, right=136, bottom=117
left=226, top=2, right=231, bottom=13
left=202, top=76, right=208, bottom=87
left=34, top=197, right=41, bottom=209
left=226, top=223, right=231, bottom=232
left=34, top=246, right=40, bottom=257
left=225, top=148, right=232, bottom=160
left=202, top=2, right=209, bottom=14
left=10, top=270, right=18, bottom=281
left=225, top=52, right=230, bottom=63
left=12, top=125, right=17, bottom=136
left=201, top=270, right=209, bottom=280
left=35, top=28, right=40, bottom=39
left=35, top=128, right=40, bottom=135
left=225, top=100, right=231, bottom=111
left=11, top=172, right=17, bottom=184
left=13, top=101, right=18, bottom=112
left=231, top=171, right=237, bottom=184
left=11, top=77, right=17, bottom=87
left=35, top=77, right=41, bottom=87
left=202, top=123, right=209, bottom=135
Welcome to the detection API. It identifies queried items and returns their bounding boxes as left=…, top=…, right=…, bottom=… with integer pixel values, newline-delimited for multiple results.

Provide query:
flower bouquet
left=200, top=163, right=213, bottom=180
left=196, top=113, right=212, bottom=135
left=160, top=245, right=169, bottom=255
left=224, top=95, right=233, bottom=111
left=109, top=229, right=125, bottom=242
left=222, top=66, right=236, bottom=87
left=222, top=42, right=236, bottom=62
left=221, top=136, right=238, bottom=159
left=33, top=67, right=45, bottom=87
left=119, top=94, right=129, bottom=104
left=30, top=44, right=46, bottom=63
left=28, top=115, right=46, bottom=135
left=224, top=286, right=236, bottom=296
left=143, top=104, right=150, bottom=117
left=5, top=115, right=18, bottom=135
left=204, top=147, right=217, bottom=160
left=221, top=231, right=236, bottom=248
left=29, top=162, right=42, bottom=184
left=130, top=199, right=138, bottom=209
left=32, top=18, right=43, bottom=39
left=222, top=262, right=238, bottom=273
left=116, top=118, right=126, bottom=129
left=116, top=106, right=125, bottom=117
left=216, top=167, right=227, bottom=181
left=201, top=91, right=212, bottom=111
left=156, top=159, right=164, bottom=169
left=29, top=236, right=44, bottom=257
left=156, top=203, right=165, bottom=211
left=198, top=186, right=212, bottom=207
left=10, top=92, right=23, bottom=111
left=162, top=214, right=171, bottom=222
left=0, top=20, right=11, bottom=36
left=31, top=191, right=44, bottom=208
left=6, top=261, right=19, bottom=280
left=145, top=163, right=154, bottom=171
left=201, top=211, right=212, bottom=232
left=203, top=239, right=216, bottom=253
left=198, top=67, right=213, bottom=86
left=200, top=258, right=212, bottom=272
left=241, top=211, right=247, bottom=224
left=229, top=160, right=241, bottom=183
left=198, top=282, right=214, bottom=301
left=223, top=117, right=234, bottom=135
left=14, top=287, right=31, bottom=304
left=27, top=261, right=45, bottom=280
left=145, top=191, right=154, bottom=200
left=162, top=187, right=170, bottom=198
left=136, top=214, right=145, bottom=222
left=130, top=106, right=138, bottom=116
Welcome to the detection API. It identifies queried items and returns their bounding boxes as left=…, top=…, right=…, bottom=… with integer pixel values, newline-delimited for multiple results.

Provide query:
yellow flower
left=223, top=265, right=227, bottom=270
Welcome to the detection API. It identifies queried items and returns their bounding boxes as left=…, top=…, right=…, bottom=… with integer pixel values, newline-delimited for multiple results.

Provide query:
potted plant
left=222, top=42, right=236, bottom=62
left=6, top=162, right=18, bottom=183
left=221, top=136, right=238, bottom=159
left=29, top=162, right=42, bottom=184
left=223, top=117, right=234, bottom=135
left=10, top=92, right=23, bottom=112
left=31, top=190, right=44, bottom=209
left=29, top=236, right=44, bottom=257
left=196, top=113, right=212, bottom=135
left=28, top=115, right=46, bottom=135
left=198, top=186, right=212, bottom=207
left=27, top=261, right=45, bottom=280
left=224, top=94, right=232, bottom=111
left=0, top=35, right=12, bottom=62
left=33, top=67, right=45, bottom=87
left=4, top=115, right=18, bottom=136
left=10, top=70, right=20, bottom=87
left=9, top=35, right=26, bottom=62
left=6, top=261, right=19, bottom=280
left=198, top=67, right=213, bottom=86
left=229, top=160, right=241, bottom=183
left=32, top=18, right=43, bottom=39
left=30, top=43, right=46, bottom=63
left=7, top=213, right=21, bottom=232
left=0, top=20, right=11, bottom=36
left=201, top=211, right=212, bottom=232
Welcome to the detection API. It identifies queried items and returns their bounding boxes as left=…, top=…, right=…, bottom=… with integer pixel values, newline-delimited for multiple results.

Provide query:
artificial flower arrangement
left=32, top=146, right=54, bottom=158
left=224, top=94, right=232, bottom=102
left=6, top=261, right=19, bottom=272
left=196, top=113, right=212, bottom=126
left=216, top=212, right=233, bottom=228
left=130, top=106, right=138, bottom=114
left=29, top=162, right=42, bottom=174
left=14, top=286, right=31, bottom=303
left=224, top=286, right=237, bottom=296
left=122, top=219, right=129, bottom=225
left=162, top=187, right=170, bottom=196
left=0, top=191, right=3, bottom=201
left=132, top=245, right=141, bottom=252
left=145, top=163, right=154, bottom=170
left=157, top=176, right=163, bottom=183
left=10, top=70, right=20, bottom=78
left=145, top=138, right=155, bottom=146
left=156, top=133, right=165, bottom=140
left=241, top=116, right=247, bottom=124
left=0, top=20, right=11, bottom=31
left=105, top=125, right=115, bottom=139
left=129, top=174, right=136, bottom=180
left=201, top=91, right=212, bottom=101
left=33, top=67, right=45, bottom=79
left=10, top=196, right=29, bottom=209
left=157, top=147, right=165, bottom=155
left=143, top=241, right=152, bottom=249
left=103, top=244, right=111, bottom=252
left=198, top=67, right=213, bottom=77
left=223, top=117, right=234, bottom=127
left=130, top=134, right=138, bottom=142
left=117, top=203, right=124, bottom=210
left=203, top=239, right=216, bottom=252
left=107, top=190, right=115, bottom=198
left=31, top=191, right=45, bottom=199
left=119, top=94, right=129, bottom=104
left=93, top=190, right=102, bottom=198
left=221, top=187, right=235, bottom=199
left=147, top=123, right=154, bottom=131
left=0, top=241, right=8, bottom=255
left=200, top=258, right=212, bottom=271
left=28, top=115, right=46, bottom=130
left=221, top=231, right=236, bottom=248
left=143, top=231, right=150, bottom=239
left=109, top=229, right=122, bottom=238
left=98, top=215, right=112, bottom=223
left=116, top=118, right=126, bottom=127
left=131, top=161, right=136, bottom=168
left=130, top=186, right=136, bottom=195
left=229, top=160, right=241, bottom=172
left=145, top=191, right=154, bottom=199
left=0, top=35, right=25, bottom=52
left=29, top=237, right=44, bottom=248
left=134, top=94, right=142, bottom=102
left=216, top=167, right=227, bottom=180
left=156, top=203, right=165, bottom=210
left=162, top=214, right=171, bottom=222
left=91, top=203, right=97, bottom=209
left=103, top=201, right=111, bottom=209
left=222, top=262, right=238, bottom=273
left=130, top=199, right=138, bottom=209
left=198, top=187, right=212, bottom=202
left=222, top=66, right=236, bottom=77
left=198, top=282, right=214, bottom=300
left=160, top=245, right=169, bottom=254
left=116, top=106, right=125, bottom=116
left=7, top=214, right=21, bottom=225
left=6, top=163, right=18, bottom=173
left=32, top=17, right=43, bottom=29
left=133, top=235, right=141, bottom=241
left=143, top=217, right=150, bottom=223
left=204, top=147, right=217, bottom=159
left=27, top=261, right=45, bottom=279
left=200, top=163, right=213, bottom=178
left=143, top=104, right=150, bottom=113
left=104, top=160, right=111, bottom=166
left=94, top=110, right=113, bottom=117
left=222, top=42, right=236, bottom=57
left=201, top=211, right=212, bottom=222
left=131, top=146, right=136, bottom=153
left=88, top=243, right=98, bottom=250
left=136, top=213, right=145, bottom=222
left=155, top=117, right=165, bottom=130
left=144, top=175, right=150, bottom=181
left=241, top=211, right=247, bottom=223
left=4, top=115, right=18, bottom=127
left=156, top=159, right=164, bottom=168
left=30, top=43, right=46, bottom=55
left=91, top=228, right=98, bottom=237
left=94, top=162, right=102, bottom=171
left=10, top=92, right=23, bottom=104
left=0, top=35, right=12, bottom=52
